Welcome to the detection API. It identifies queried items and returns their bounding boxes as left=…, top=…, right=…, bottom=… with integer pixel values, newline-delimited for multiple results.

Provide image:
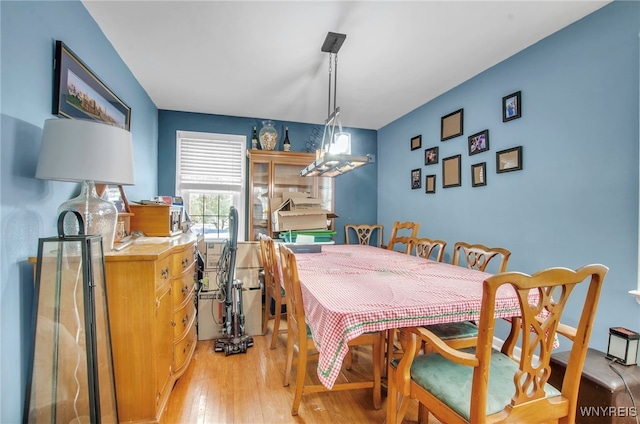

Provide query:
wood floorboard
left=161, top=321, right=436, bottom=424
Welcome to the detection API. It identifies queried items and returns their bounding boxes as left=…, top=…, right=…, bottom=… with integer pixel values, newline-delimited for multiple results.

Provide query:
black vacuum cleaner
left=214, top=206, right=254, bottom=355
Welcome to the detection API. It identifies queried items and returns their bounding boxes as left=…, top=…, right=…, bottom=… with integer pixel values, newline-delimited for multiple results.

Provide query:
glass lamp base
left=57, top=180, right=118, bottom=250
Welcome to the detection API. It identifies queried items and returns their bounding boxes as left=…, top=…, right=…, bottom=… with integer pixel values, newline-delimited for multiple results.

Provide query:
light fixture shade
left=36, top=118, right=135, bottom=250
left=330, top=132, right=351, bottom=154
left=36, top=118, right=134, bottom=185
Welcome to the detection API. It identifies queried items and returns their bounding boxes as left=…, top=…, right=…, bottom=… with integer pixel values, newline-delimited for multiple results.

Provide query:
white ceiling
left=82, top=0, right=610, bottom=130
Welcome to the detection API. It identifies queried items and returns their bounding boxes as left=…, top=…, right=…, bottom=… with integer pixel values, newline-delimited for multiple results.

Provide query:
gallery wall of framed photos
left=409, top=90, right=523, bottom=192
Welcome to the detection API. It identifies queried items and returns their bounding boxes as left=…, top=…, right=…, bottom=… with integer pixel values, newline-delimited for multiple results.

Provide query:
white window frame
left=176, top=130, right=247, bottom=241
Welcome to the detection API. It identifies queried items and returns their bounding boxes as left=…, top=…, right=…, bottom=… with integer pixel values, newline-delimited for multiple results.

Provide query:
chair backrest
left=345, top=224, right=384, bottom=247
left=258, top=234, right=280, bottom=295
left=397, top=264, right=607, bottom=423
left=473, top=265, right=607, bottom=422
left=278, top=244, right=306, bottom=343
left=408, top=237, right=447, bottom=262
left=386, top=221, right=420, bottom=254
left=452, top=241, right=511, bottom=273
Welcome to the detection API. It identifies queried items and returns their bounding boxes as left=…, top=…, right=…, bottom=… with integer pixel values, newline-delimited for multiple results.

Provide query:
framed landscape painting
left=53, top=40, right=131, bottom=131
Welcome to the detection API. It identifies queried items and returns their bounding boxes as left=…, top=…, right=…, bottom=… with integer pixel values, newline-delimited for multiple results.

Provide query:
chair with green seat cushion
left=386, top=264, right=608, bottom=424
left=421, top=242, right=512, bottom=353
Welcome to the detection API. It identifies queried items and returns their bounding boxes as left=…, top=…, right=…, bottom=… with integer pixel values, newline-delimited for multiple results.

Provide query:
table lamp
left=36, top=118, right=134, bottom=250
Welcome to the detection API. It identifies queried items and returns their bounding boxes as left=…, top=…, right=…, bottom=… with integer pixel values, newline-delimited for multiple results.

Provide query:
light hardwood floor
left=161, top=322, right=427, bottom=424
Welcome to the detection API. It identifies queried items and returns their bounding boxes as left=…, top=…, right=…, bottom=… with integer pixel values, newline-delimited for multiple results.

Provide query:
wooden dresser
left=104, top=234, right=198, bottom=423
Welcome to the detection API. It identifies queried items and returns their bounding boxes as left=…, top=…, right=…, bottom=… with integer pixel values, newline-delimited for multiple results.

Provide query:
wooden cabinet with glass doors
left=247, top=150, right=334, bottom=240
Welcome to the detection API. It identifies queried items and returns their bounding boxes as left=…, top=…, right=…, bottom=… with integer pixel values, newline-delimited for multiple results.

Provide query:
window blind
left=177, top=137, right=244, bottom=192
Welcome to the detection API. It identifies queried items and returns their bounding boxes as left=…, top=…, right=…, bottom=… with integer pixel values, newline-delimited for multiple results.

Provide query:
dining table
left=291, top=244, right=535, bottom=389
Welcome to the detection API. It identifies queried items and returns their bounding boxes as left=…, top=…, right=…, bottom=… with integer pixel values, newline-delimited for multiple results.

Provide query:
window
left=176, top=131, right=246, bottom=240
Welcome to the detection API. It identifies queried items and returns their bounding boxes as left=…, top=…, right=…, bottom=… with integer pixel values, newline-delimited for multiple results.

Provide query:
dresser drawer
left=172, top=295, right=195, bottom=339
left=172, top=262, right=195, bottom=306
left=173, top=244, right=196, bottom=276
left=174, top=321, right=196, bottom=372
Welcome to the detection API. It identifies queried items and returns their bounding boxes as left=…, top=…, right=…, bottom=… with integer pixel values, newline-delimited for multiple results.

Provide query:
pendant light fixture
left=300, top=32, right=373, bottom=178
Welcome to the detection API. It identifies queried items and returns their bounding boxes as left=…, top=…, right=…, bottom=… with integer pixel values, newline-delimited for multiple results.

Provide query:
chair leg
left=291, top=344, right=308, bottom=416
left=381, top=329, right=389, bottom=378
left=372, top=332, right=382, bottom=409
left=283, top=327, right=295, bottom=387
left=344, top=347, right=353, bottom=369
left=262, top=290, right=272, bottom=336
left=417, top=402, right=430, bottom=424
left=386, top=365, right=398, bottom=424
left=270, top=302, right=282, bottom=349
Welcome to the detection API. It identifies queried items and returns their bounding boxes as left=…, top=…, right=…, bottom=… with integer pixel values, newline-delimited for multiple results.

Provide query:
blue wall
left=157, top=110, right=378, bottom=243
left=0, top=1, right=159, bottom=421
left=2, top=0, right=638, bottom=422
left=378, top=1, right=640, bottom=351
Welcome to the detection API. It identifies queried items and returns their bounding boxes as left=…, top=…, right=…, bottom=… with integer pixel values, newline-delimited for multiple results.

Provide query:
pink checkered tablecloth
left=293, top=244, right=529, bottom=389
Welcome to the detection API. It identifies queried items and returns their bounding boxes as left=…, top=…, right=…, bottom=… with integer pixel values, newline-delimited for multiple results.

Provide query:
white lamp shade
left=36, top=118, right=134, bottom=185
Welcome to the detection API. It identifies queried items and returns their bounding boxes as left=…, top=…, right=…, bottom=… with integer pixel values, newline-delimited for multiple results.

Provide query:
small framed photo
left=496, top=146, right=523, bottom=173
left=411, top=135, right=422, bottom=151
left=471, top=162, right=487, bottom=187
left=425, top=175, right=436, bottom=193
left=424, top=146, right=439, bottom=165
left=441, top=108, right=464, bottom=141
left=442, top=154, right=462, bottom=188
left=411, top=168, right=422, bottom=189
left=502, top=91, right=521, bottom=122
left=468, top=130, right=489, bottom=155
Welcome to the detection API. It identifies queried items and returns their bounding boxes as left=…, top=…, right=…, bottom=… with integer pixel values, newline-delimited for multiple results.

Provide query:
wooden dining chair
left=423, top=242, right=513, bottom=352
left=381, top=236, right=449, bottom=371
left=409, top=237, right=447, bottom=262
left=279, top=244, right=382, bottom=416
left=344, top=224, right=384, bottom=247
left=384, top=221, right=420, bottom=254
left=258, top=234, right=287, bottom=349
left=452, top=241, right=511, bottom=273
left=387, top=264, right=608, bottom=424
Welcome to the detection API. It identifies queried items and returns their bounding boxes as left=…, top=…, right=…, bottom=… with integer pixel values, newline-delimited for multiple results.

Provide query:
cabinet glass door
left=251, top=162, right=269, bottom=240
left=273, top=163, right=315, bottom=199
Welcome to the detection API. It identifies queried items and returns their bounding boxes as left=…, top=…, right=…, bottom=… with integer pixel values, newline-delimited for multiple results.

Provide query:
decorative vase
left=259, top=120, right=278, bottom=150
